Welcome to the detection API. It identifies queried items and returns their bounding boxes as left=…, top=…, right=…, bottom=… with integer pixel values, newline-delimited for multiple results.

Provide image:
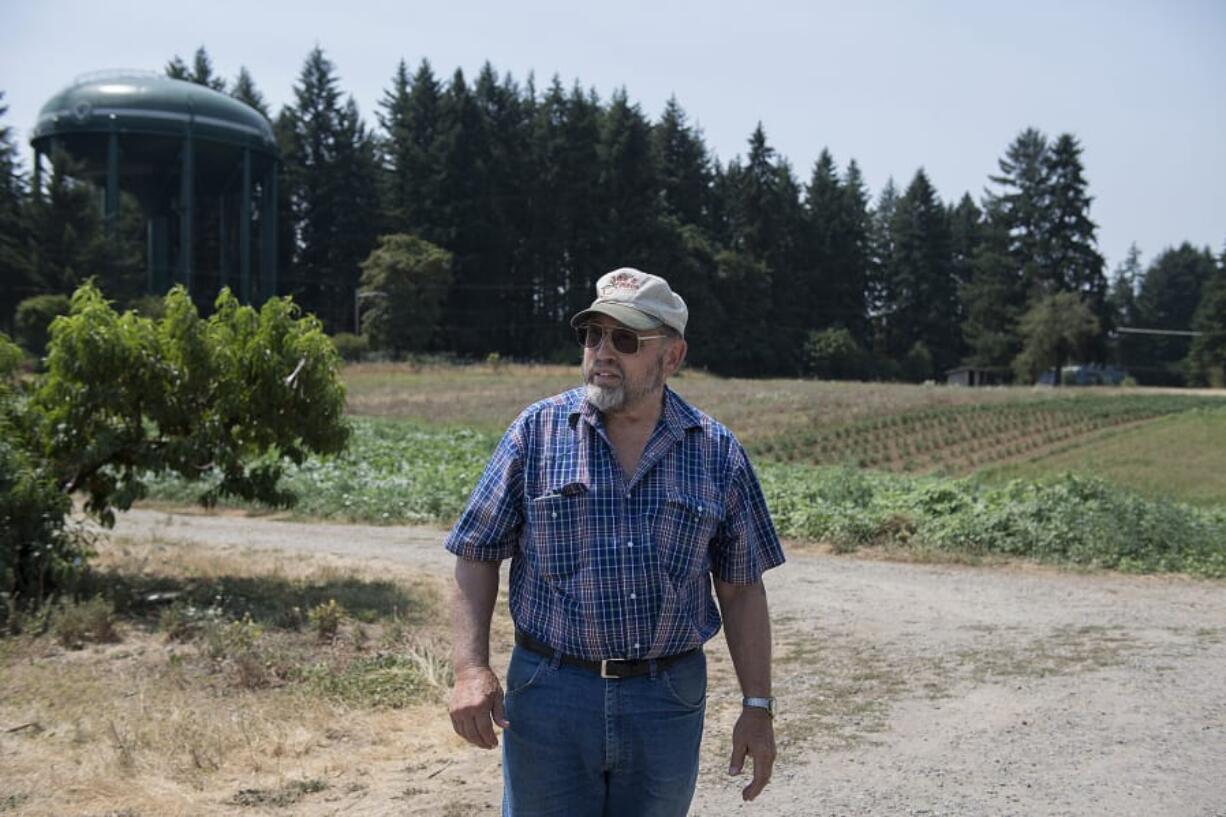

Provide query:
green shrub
left=51, top=596, right=119, bottom=648
left=331, top=332, right=369, bottom=362
left=14, top=294, right=72, bottom=357
left=803, top=328, right=870, bottom=380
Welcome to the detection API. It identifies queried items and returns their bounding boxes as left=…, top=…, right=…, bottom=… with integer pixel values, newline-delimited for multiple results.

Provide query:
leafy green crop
left=143, top=417, right=1226, bottom=578
left=143, top=418, right=498, bottom=524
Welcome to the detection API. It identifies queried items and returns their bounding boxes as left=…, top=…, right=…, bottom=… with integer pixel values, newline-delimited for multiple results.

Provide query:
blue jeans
left=501, top=644, right=707, bottom=817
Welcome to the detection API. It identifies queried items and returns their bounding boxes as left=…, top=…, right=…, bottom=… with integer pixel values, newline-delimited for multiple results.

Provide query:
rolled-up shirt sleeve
left=711, top=443, right=785, bottom=583
left=444, top=424, right=524, bottom=562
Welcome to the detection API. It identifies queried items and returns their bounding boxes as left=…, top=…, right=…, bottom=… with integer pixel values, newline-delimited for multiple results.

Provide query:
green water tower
left=30, top=71, right=279, bottom=303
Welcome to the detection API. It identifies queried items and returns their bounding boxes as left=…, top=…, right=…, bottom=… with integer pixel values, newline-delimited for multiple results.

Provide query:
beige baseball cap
left=570, top=268, right=689, bottom=336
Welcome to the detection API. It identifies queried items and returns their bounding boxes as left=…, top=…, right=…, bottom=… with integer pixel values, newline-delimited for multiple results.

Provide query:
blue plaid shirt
left=444, top=386, right=784, bottom=661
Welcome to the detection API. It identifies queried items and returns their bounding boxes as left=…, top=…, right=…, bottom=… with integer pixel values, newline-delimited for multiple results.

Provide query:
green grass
left=980, top=407, right=1226, bottom=507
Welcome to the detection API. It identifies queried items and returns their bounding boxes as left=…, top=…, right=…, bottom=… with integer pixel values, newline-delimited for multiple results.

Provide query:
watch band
left=743, top=696, right=775, bottom=718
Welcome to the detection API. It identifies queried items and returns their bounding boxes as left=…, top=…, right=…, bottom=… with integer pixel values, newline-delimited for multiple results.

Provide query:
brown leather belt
left=514, top=630, right=700, bottom=679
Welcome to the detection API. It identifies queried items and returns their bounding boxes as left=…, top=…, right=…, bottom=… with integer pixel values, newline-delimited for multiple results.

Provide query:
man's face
left=580, top=315, right=679, bottom=414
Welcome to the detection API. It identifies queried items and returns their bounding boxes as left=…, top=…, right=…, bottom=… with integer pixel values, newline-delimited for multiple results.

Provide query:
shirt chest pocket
left=653, top=491, right=724, bottom=581
left=527, top=492, right=588, bottom=581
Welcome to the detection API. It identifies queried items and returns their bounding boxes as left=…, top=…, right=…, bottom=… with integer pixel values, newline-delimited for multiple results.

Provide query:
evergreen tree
left=866, top=179, right=899, bottom=372
left=230, top=67, right=269, bottom=117
left=838, top=159, right=872, bottom=347
left=948, top=193, right=982, bottom=291
left=988, top=127, right=1050, bottom=297
left=282, top=47, right=381, bottom=333
left=960, top=200, right=1025, bottom=370
left=472, top=63, right=533, bottom=354
left=801, top=149, right=842, bottom=333
left=378, top=59, right=444, bottom=241
left=26, top=151, right=103, bottom=295
left=1185, top=249, right=1226, bottom=386
left=1045, top=133, right=1108, bottom=354
left=1132, top=243, right=1217, bottom=383
left=652, top=96, right=712, bottom=231
left=1107, top=242, right=1142, bottom=367
left=596, top=88, right=660, bottom=271
left=0, top=92, right=31, bottom=333
left=725, top=124, right=804, bottom=373
left=879, top=169, right=960, bottom=378
left=165, top=47, right=226, bottom=91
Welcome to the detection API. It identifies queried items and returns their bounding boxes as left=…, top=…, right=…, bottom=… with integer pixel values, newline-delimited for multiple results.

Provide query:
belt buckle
left=600, top=658, right=627, bottom=679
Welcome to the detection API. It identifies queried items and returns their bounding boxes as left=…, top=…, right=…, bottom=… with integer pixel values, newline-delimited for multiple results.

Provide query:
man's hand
left=449, top=665, right=509, bottom=749
left=728, top=708, right=775, bottom=801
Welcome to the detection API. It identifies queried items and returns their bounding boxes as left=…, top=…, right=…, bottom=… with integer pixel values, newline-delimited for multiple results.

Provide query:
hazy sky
left=2, top=0, right=1223, bottom=273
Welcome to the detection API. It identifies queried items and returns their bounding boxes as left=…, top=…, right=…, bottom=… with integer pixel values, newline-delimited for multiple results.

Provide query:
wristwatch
left=743, top=696, right=776, bottom=718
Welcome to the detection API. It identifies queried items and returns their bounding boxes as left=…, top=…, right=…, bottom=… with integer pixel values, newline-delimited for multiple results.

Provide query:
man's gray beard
left=585, top=381, right=626, bottom=412
left=582, top=357, right=665, bottom=414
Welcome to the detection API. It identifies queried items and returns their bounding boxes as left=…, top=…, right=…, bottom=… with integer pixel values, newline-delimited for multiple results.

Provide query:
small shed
left=945, top=366, right=1009, bottom=387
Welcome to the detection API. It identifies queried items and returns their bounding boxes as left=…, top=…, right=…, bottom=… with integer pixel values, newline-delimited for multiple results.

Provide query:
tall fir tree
left=801, top=149, right=843, bottom=333
left=166, top=47, right=227, bottom=91
left=378, top=59, right=443, bottom=240
left=867, top=178, right=899, bottom=361
left=1131, top=243, right=1217, bottom=383
left=837, top=159, right=872, bottom=347
left=1045, top=133, right=1108, bottom=355
left=988, top=127, right=1050, bottom=298
left=725, top=124, right=804, bottom=373
left=880, top=169, right=960, bottom=378
left=959, top=198, right=1025, bottom=370
left=472, top=63, right=533, bottom=354
left=435, top=68, right=493, bottom=355
left=1185, top=248, right=1226, bottom=386
left=282, top=47, right=381, bottom=332
left=0, top=92, right=31, bottom=333
left=596, top=88, right=661, bottom=272
left=230, top=67, right=269, bottom=117
left=652, top=96, right=713, bottom=232
left=1107, top=242, right=1142, bottom=367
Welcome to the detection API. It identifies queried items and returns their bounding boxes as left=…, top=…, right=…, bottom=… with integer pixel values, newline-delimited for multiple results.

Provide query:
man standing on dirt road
left=445, top=267, right=785, bottom=816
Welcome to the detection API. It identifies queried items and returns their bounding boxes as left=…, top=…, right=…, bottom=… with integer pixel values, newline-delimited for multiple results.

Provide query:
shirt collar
left=569, top=385, right=702, bottom=439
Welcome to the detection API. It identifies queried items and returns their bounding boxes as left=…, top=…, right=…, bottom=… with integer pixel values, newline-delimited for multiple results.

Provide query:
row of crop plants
left=750, top=395, right=1226, bottom=473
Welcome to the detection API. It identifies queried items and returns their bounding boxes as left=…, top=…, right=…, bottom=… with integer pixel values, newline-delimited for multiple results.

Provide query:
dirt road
left=110, top=509, right=1226, bottom=817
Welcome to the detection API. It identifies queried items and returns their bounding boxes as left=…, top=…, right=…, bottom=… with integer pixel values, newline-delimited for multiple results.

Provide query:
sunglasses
left=574, top=323, right=668, bottom=355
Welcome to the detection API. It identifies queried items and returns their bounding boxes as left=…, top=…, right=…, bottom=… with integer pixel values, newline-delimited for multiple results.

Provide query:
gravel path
left=110, top=509, right=1226, bottom=817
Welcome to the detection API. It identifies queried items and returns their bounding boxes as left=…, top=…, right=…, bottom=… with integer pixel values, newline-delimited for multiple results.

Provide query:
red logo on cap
left=601, top=271, right=642, bottom=296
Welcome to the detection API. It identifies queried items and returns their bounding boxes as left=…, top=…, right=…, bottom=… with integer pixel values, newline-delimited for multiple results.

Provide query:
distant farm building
left=945, top=366, right=1009, bottom=387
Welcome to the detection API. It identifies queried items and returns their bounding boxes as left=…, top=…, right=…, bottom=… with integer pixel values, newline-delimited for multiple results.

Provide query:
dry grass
left=341, top=361, right=1101, bottom=443
left=0, top=536, right=487, bottom=817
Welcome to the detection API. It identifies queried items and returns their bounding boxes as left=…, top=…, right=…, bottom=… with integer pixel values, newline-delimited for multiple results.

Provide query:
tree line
left=1, top=46, right=1223, bottom=385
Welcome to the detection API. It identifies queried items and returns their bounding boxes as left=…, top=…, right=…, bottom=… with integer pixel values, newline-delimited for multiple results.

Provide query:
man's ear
left=665, top=338, right=688, bottom=376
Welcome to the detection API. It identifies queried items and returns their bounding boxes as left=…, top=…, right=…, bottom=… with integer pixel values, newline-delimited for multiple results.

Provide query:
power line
left=1116, top=327, right=1202, bottom=337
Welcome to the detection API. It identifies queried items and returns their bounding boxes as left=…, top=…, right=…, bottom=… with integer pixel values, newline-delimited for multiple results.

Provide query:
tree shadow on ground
left=75, top=568, right=435, bottom=631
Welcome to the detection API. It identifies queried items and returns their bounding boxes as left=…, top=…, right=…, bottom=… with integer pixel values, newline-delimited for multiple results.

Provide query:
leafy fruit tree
left=1, top=282, right=349, bottom=611
left=358, top=234, right=453, bottom=355
left=1012, top=292, right=1100, bottom=385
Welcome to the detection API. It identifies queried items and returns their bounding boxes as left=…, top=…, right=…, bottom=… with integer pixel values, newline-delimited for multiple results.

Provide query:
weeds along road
left=110, top=508, right=1226, bottom=817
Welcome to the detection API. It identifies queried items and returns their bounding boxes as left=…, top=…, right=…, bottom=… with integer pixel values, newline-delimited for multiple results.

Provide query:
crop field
left=141, top=363, right=1226, bottom=578
left=750, top=394, right=1226, bottom=474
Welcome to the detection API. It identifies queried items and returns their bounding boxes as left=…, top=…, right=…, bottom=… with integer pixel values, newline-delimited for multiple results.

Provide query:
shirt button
left=627, top=540, right=634, bottom=547
left=633, top=642, right=640, bottom=650
left=629, top=592, right=636, bottom=599
left=551, top=512, right=557, bottom=519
